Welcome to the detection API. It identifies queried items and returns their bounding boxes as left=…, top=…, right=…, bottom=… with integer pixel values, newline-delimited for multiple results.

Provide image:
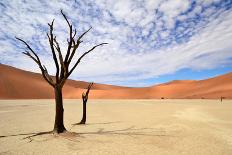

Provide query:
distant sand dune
left=0, top=64, right=232, bottom=99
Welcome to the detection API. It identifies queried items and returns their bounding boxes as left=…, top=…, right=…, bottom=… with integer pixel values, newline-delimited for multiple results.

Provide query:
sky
left=0, top=0, right=232, bottom=87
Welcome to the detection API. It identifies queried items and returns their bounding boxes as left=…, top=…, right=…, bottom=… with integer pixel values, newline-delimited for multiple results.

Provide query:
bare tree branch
left=72, top=29, right=77, bottom=40
left=67, top=43, right=108, bottom=77
left=16, top=37, right=55, bottom=87
left=53, top=37, right=67, bottom=80
left=85, top=82, right=93, bottom=97
left=43, top=65, right=54, bottom=83
left=16, top=37, right=40, bottom=61
left=66, top=27, right=92, bottom=66
left=61, top=10, right=74, bottom=64
left=47, top=19, right=60, bottom=83
left=66, top=42, right=80, bottom=66
left=82, top=82, right=93, bottom=102
left=77, top=27, right=92, bottom=43
left=22, top=51, right=38, bottom=64
left=61, top=10, right=71, bottom=27
left=19, top=46, right=54, bottom=86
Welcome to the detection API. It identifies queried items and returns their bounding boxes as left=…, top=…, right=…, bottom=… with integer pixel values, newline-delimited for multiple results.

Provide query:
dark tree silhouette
left=221, top=96, right=225, bottom=102
left=16, top=10, right=107, bottom=133
left=79, top=82, right=93, bottom=125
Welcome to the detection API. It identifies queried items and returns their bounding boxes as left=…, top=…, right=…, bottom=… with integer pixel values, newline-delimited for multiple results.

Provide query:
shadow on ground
left=0, top=122, right=170, bottom=142
left=72, top=121, right=121, bottom=126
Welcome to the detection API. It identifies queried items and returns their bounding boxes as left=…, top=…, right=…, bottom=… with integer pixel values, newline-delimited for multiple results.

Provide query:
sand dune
left=0, top=64, right=231, bottom=99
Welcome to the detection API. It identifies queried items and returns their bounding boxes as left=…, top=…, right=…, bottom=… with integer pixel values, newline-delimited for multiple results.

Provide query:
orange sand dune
left=0, top=64, right=231, bottom=99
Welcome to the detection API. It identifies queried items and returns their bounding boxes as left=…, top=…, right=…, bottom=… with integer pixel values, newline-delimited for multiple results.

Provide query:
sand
left=0, top=99, right=232, bottom=155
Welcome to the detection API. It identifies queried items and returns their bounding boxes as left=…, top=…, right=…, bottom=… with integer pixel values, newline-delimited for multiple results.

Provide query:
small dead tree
left=78, top=82, right=93, bottom=125
left=221, top=96, right=225, bottom=102
left=16, top=10, right=107, bottom=133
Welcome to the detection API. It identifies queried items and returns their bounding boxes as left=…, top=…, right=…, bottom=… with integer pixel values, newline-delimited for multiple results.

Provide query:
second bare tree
left=78, top=82, right=93, bottom=125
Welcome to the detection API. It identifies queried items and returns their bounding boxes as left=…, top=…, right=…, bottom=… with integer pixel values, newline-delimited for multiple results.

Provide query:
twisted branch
left=16, top=37, right=55, bottom=87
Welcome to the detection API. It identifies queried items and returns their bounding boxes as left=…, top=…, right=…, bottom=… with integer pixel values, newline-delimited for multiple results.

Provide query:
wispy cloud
left=0, top=0, right=232, bottom=86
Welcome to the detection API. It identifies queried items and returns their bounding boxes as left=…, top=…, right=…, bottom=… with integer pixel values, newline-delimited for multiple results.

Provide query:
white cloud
left=159, top=0, right=190, bottom=18
left=0, top=0, right=232, bottom=86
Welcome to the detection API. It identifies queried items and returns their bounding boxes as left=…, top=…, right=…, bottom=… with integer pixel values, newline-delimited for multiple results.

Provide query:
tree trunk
left=79, top=100, right=87, bottom=124
left=53, top=86, right=66, bottom=133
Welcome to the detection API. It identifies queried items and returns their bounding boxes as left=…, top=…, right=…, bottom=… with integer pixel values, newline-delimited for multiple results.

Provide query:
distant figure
left=79, top=82, right=93, bottom=124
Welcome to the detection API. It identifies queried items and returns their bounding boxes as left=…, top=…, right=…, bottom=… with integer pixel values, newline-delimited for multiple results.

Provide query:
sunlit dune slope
left=0, top=64, right=231, bottom=99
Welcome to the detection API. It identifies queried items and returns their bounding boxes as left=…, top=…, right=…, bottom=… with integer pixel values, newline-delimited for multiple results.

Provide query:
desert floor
left=0, top=99, right=232, bottom=155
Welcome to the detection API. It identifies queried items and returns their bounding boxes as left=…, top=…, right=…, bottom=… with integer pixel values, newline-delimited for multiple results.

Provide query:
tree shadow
left=0, top=130, right=80, bottom=142
left=0, top=131, right=53, bottom=142
left=0, top=126, right=171, bottom=142
left=72, top=121, right=121, bottom=126
left=77, top=126, right=170, bottom=137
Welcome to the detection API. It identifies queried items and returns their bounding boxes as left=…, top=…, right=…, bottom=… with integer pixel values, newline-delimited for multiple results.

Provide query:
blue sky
left=0, top=0, right=232, bottom=87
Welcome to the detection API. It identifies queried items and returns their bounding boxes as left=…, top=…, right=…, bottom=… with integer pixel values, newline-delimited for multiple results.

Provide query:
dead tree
left=79, top=82, right=93, bottom=124
left=16, top=10, right=107, bottom=133
left=221, top=96, right=225, bottom=102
